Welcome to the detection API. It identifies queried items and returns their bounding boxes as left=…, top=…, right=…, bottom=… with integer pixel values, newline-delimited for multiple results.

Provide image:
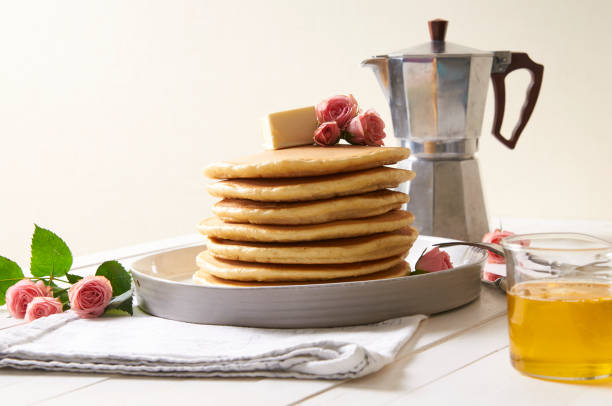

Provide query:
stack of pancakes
left=195, top=145, right=417, bottom=286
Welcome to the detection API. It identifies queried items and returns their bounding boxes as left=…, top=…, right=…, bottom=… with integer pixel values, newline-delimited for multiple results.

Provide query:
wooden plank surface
left=1, top=219, right=611, bottom=405
left=0, top=286, right=507, bottom=406
left=38, top=376, right=331, bottom=406
left=297, top=316, right=509, bottom=406
left=396, top=348, right=612, bottom=405
left=0, top=370, right=110, bottom=405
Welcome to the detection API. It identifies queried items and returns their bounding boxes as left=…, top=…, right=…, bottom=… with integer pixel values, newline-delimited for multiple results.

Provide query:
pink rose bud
left=415, top=247, right=454, bottom=272
left=5, top=279, right=53, bottom=319
left=313, top=121, right=341, bottom=146
left=482, top=270, right=503, bottom=282
left=68, top=275, right=113, bottom=319
left=24, top=296, right=63, bottom=322
left=346, top=109, right=386, bottom=146
left=482, top=229, right=515, bottom=264
left=315, top=94, right=359, bottom=129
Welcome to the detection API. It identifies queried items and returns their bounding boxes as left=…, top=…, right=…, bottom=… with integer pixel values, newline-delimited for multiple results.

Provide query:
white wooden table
left=2, top=218, right=612, bottom=405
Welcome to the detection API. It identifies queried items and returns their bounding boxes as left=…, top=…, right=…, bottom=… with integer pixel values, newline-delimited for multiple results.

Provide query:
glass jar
left=501, top=233, right=612, bottom=381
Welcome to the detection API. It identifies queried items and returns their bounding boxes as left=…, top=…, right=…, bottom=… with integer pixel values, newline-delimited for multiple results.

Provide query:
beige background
left=1, top=0, right=611, bottom=267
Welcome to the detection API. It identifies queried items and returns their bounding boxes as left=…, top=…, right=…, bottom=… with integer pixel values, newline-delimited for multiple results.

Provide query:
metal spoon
left=433, top=241, right=504, bottom=257
left=432, top=242, right=507, bottom=291
left=432, top=241, right=612, bottom=292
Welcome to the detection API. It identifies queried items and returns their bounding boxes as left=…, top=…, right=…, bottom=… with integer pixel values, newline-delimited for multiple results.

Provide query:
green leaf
left=66, top=273, right=83, bottom=284
left=105, top=293, right=133, bottom=316
left=0, top=256, right=24, bottom=306
left=410, top=269, right=430, bottom=276
left=30, top=225, right=73, bottom=277
left=96, top=260, right=131, bottom=296
left=117, top=295, right=133, bottom=315
left=50, top=281, right=70, bottom=311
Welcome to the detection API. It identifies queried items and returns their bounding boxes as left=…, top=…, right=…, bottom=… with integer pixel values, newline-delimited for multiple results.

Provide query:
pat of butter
left=261, top=106, right=318, bottom=150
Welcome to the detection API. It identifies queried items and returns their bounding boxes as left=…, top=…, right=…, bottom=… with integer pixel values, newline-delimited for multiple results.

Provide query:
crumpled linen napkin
left=0, top=311, right=425, bottom=379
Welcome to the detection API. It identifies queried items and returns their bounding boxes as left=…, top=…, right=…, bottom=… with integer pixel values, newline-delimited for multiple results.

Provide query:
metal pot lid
left=379, top=19, right=492, bottom=58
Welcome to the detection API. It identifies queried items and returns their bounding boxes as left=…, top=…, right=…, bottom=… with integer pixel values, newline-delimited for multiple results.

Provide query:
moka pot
left=362, top=19, right=544, bottom=241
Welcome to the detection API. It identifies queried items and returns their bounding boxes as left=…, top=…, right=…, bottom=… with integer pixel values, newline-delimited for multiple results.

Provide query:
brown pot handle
left=490, top=52, right=544, bottom=149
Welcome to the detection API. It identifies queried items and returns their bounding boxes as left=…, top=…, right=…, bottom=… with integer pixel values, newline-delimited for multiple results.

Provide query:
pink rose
left=315, top=94, right=358, bottom=129
left=313, top=122, right=341, bottom=146
left=346, top=109, right=386, bottom=146
left=482, top=229, right=515, bottom=264
left=415, top=247, right=454, bottom=272
left=6, top=279, right=53, bottom=319
left=25, top=296, right=63, bottom=322
left=482, top=270, right=503, bottom=282
left=68, top=275, right=113, bottom=319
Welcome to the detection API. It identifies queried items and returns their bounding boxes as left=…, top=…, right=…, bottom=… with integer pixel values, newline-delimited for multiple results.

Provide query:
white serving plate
left=130, top=235, right=487, bottom=328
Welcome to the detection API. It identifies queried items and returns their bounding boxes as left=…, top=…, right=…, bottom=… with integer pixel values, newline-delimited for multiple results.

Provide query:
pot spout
left=361, top=57, right=390, bottom=102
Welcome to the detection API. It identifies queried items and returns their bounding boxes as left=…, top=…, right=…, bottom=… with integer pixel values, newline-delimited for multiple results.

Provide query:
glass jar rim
left=501, top=232, right=612, bottom=253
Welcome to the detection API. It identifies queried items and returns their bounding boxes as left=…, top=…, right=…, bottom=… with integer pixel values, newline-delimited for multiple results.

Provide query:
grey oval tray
left=131, top=235, right=487, bottom=328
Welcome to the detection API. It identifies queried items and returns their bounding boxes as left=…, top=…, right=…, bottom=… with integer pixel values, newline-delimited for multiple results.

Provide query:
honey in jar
left=507, top=280, right=612, bottom=379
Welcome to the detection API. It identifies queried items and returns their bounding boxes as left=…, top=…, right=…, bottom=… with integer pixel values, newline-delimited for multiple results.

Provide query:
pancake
left=212, top=190, right=410, bottom=225
left=199, top=210, right=414, bottom=242
left=207, top=167, right=415, bottom=202
left=196, top=251, right=408, bottom=281
left=204, top=145, right=410, bottom=179
left=205, top=226, right=418, bottom=264
left=193, top=261, right=411, bottom=286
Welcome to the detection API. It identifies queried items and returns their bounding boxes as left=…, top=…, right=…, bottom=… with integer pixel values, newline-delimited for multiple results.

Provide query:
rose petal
left=25, top=296, right=63, bottom=322
left=6, top=279, right=53, bottom=319
left=68, top=276, right=113, bottom=319
left=315, top=95, right=359, bottom=129
left=416, top=247, right=454, bottom=272
left=313, top=122, right=341, bottom=146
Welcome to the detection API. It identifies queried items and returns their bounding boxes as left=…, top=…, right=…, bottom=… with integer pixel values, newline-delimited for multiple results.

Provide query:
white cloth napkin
left=0, top=311, right=425, bottom=379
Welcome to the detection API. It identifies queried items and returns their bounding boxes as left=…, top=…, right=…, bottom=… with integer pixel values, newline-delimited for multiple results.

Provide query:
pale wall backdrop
left=2, top=0, right=611, bottom=266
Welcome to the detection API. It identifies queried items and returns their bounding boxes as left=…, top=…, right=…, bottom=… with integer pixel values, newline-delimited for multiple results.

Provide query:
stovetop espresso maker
left=363, top=19, right=543, bottom=241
